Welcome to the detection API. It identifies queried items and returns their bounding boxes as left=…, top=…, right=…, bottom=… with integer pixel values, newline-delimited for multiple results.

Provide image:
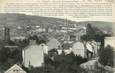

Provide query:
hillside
left=0, top=13, right=114, bottom=38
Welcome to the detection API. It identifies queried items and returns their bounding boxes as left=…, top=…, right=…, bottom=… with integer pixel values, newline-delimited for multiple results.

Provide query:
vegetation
left=0, top=46, right=22, bottom=71
left=99, top=45, right=114, bottom=67
left=28, top=52, right=88, bottom=73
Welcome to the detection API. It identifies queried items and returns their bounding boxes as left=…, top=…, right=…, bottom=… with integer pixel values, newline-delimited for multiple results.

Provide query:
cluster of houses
left=4, top=36, right=115, bottom=73
left=3, top=37, right=98, bottom=73
left=1, top=25, right=115, bottom=73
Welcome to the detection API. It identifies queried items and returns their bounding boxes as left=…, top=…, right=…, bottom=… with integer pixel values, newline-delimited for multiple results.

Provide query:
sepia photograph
left=0, top=0, right=115, bottom=73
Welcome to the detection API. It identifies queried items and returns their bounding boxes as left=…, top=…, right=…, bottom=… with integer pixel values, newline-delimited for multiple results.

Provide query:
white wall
left=23, top=44, right=44, bottom=67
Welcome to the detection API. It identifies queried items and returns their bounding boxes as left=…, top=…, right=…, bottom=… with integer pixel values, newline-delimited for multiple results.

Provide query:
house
left=57, top=48, right=72, bottom=55
left=69, top=34, right=76, bottom=41
left=64, top=48, right=73, bottom=55
left=22, top=39, right=48, bottom=68
left=105, top=37, right=115, bottom=48
left=86, top=41, right=99, bottom=57
left=4, top=64, right=26, bottom=73
left=85, top=42, right=97, bottom=58
left=72, top=41, right=86, bottom=57
left=47, top=38, right=61, bottom=50
left=11, top=36, right=26, bottom=41
left=60, top=30, right=67, bottom=33
left=62, top=43, right=72, bottom=54
left=55, top=43, right=72, bottom=55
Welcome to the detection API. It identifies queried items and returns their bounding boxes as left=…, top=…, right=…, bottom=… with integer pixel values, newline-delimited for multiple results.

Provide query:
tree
left=99, top=45, right=114, bottom=67
left=86, top=23, right=96, bottom=40
left=0, top=46, right=22, bottom=71
left=29, top=67, right=46, bottom=73
left=81, top=23, right=107, bottom=54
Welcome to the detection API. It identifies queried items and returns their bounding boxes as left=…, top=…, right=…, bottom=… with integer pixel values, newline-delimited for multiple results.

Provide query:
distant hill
left=0, top=13, right=114, bottom=37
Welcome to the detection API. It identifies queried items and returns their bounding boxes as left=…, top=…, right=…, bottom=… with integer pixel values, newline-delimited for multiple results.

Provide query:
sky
left=0, top=0, right=115, bottom=22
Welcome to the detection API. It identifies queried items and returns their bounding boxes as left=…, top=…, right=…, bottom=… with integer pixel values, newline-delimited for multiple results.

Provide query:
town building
left=22, top=39, right=48, bottom=68
left=4, top=64, right=26, bottom=73
left=11, top=36, right=26, bottom=41
left=105, top=37, right=115, bottom=48
left=72, top=41, right=86, bottom=57
left=47, top=38, right=61, bottom=50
